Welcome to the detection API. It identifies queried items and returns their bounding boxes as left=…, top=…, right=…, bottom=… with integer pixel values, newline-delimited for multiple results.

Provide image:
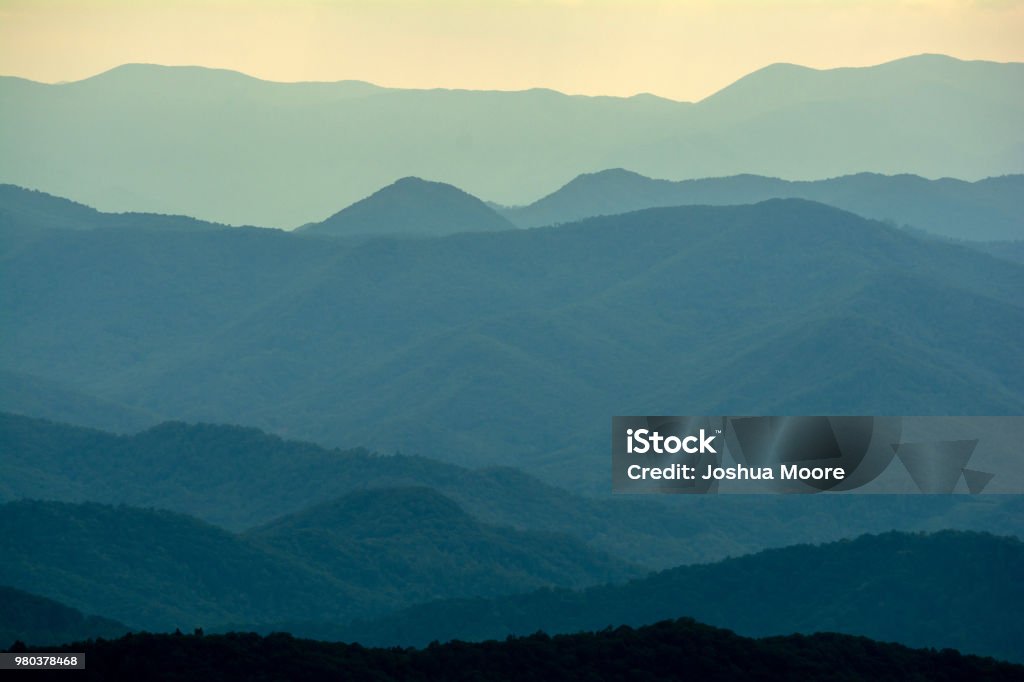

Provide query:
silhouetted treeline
left=11, top=618, right=1022, bottom=681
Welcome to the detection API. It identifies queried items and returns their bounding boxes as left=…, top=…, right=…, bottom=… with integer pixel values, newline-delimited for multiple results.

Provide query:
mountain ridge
left=11, top=53, right=1018, bottom=102
left=499, top=170, right=1024, bottom=240
left=3, top=200, right=1021, bottom=489
left=19, top=617, right=1023, bottom=681
left=312, top=530, right=1024, bottom=663
left=0, top=494, right=634, bottom=632
left=299, top=176, right=514, bottom=236
left=3, top=54, right=1019, bottom=224
left=3, top=412, right=1022, bottom=572
left=0, top=586, right=130, bottom=648
left=0, top=183, right=237, bottom=232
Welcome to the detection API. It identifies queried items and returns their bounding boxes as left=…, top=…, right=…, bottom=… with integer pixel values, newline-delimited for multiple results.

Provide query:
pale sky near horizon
left=1, top=0, right=1022, bottom=101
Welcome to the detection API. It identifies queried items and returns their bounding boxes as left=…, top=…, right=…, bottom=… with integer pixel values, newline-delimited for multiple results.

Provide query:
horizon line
left=2, top=52, right=1018, bottom=104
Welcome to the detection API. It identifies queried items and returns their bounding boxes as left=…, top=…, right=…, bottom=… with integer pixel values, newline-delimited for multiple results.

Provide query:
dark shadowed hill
left=0, top=586, right=130, bottom=648
left=330, top=531, right=1024, bottom=663
left=244, top=487, right=638, bottom=607
left=299, top=177, right=514, bottom=236
left=0, top=496, right=633, bottom=632
left=15, top=619, right=1023, bottom=681
left=2, top=200, right=1022, bottom=490
left=2, top=55, right=1020, bottom=225
left=0, top=500, right=362, bottom=631
left=500, top=169, right=1024, bottom=240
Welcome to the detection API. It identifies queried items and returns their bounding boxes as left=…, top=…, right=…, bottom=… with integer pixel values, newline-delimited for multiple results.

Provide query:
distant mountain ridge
left=5, top=172, right=1022, bottom=243
left=2, top=54, right=1020, bottom=225
left=299, top=177, right=513, bottom=236
left=499, top=169, right=1024, bottom=240
left=0, top=184, right=230, bottom=232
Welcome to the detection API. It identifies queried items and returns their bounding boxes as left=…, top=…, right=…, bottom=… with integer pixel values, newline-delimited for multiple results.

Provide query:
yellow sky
left=1, top=0, right=1022, bottom=100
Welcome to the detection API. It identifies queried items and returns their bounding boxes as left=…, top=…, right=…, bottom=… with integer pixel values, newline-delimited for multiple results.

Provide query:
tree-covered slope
left=245, top=487, right=637, bottom=607
left=3, top=413, right=1021, bottom=570
left=333, top=531, right=1024, bottom=662
left=0, top=495, right=634, bottom=632
left=2, top=200, right=1022, bottom=490
left=0, top=586, right=130, bottom=648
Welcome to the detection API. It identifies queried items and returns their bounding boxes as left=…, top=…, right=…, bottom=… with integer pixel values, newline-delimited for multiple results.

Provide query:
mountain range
left=0, top=494, right=633, bottom=632
left=4, top=414, right=1020, bottom=571
left=331, top=531, right=1023, bottom=663
left=3, top=49, right=1023, bottom=677
left=498, top=169, right=1024, bottom=241
left=1, top=490, right=1019, bottom=663
left=1, top=55, right=1021, bottom=225
left=7, top=169, right=1024, bottom=245
left=2, top=198, right=1021, bottom=490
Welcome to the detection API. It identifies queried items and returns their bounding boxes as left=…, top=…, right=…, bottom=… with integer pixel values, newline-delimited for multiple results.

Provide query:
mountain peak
left=300, top=177, right=515, bottom=237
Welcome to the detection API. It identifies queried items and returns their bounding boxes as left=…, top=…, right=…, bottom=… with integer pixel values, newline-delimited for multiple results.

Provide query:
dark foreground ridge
left=12, top=618, right=1021, bottom=681
left=328, top=530, right=1024, bottom=663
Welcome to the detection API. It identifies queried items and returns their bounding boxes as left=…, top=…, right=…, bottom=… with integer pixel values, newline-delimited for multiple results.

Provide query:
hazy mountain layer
left=501, top=169, right=1024, bottom=240
left=0, top=371, right=160, bottom=434
left=1, top=55, right=1021, bottom=225
left=0, top=184, right=229, bottom=233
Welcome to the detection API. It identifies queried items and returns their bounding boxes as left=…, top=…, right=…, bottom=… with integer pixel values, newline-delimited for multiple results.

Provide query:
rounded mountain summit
left=299, top=177, right=515, bottom=237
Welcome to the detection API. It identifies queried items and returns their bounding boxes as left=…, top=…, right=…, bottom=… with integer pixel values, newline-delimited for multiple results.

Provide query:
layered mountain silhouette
left=10, top=170, right=1023, bottom=243
left=4, top=414, right=1021, bottom=571
left=500, top=169, right=1024, bottom=240
left=0, top=496, right=632, bottom=631
left=1, top=55, right=1020, bottom=225
left=18, top=619, right=1022, bottom=682
left=0, top=184, right=227, bottom=233
left=332, top=531, right=1023, bottom=663
left=2, top=200, right=1021, bottom=489
left=299, top=177, right=513, bottom=236
left=4, top=49, right=1022, bottom=679
left=0, top=586, right=130, bottom=648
